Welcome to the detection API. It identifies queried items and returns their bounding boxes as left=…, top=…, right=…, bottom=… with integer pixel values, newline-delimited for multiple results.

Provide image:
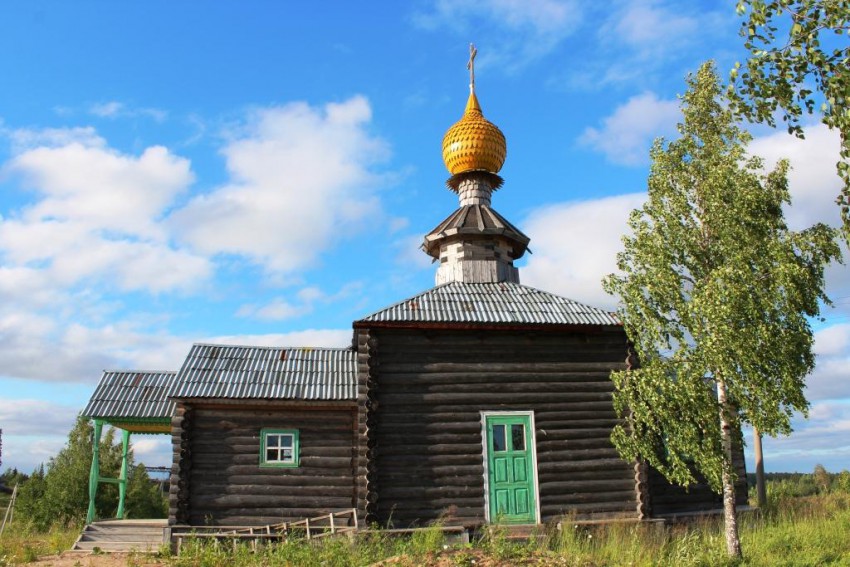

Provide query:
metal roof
left=357, top=281, right=621, bottom=326
left=82, top=370, right=179, bottom=420
left=170, top=344, right=357, bottom=400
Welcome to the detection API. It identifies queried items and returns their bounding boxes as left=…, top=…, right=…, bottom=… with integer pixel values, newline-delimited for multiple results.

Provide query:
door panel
left=485, top=414, right=537, bottom=524
left=514, top=458, right=528, bottom=482
left=494, top=458, right=509, bottom=483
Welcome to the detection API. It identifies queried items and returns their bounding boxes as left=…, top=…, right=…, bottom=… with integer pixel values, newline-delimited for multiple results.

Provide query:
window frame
left=260, top=428, right=300, bottom=468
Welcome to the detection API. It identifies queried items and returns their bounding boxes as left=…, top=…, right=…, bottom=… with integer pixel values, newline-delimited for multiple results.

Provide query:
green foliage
left=814, top=463, right=832, bottom=493
left=15, top=416, right=124, bottom=530
left=604, top=61, right=841, bottom=494
left=731, top=0, right=850, bottom=237
left=836, top=470, right=850, bottom=493
left=407, top=522, right=446, bottom=557
left=125, top=464, right=167, bottom=519
left=0, top=469, right=28, bottom=489
left=13, top=416, right=167, bottom=531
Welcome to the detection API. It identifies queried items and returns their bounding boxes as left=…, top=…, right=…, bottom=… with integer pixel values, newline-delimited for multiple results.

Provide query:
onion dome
left=441, top=90, right=507, bottom=176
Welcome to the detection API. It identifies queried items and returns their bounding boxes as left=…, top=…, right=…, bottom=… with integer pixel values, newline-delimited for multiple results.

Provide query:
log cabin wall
left=173, top=401, right=358, bottom=526
left=646, top=437, right=749, bottom=516
left=169, top=402, right=191, bottom=525
left=360, top=326, right=640, bottom=527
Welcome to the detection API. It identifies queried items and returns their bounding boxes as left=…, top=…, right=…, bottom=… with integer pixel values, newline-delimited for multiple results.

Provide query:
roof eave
left=353, top=319, right=623, bottom=332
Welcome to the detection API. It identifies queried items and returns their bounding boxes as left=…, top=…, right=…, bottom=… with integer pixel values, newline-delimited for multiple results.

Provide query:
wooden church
left=82, top=52, right=746, bottom=528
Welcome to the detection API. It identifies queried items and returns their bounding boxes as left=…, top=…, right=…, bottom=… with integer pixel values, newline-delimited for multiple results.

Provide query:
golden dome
left=441, top=91, right=507, bottom=175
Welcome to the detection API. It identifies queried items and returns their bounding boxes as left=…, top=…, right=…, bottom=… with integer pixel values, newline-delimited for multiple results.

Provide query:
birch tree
left=604, top=62, right=841, bottom=558
left=730, top=0, right=850, bottom=239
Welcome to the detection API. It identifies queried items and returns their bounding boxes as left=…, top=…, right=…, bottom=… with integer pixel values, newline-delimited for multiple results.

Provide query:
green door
left=485, top=414, right=537, bottom=524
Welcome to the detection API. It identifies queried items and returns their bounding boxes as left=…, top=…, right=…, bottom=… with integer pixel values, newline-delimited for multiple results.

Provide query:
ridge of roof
left=188, top=343, right=351, bottom=351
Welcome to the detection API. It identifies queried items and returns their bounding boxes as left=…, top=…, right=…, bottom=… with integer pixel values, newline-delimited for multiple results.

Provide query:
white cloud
left=8, top=126, right=105, bottom=152
left=0, top=313, right=191, bottom=383
left=0, top=130, right=210, bottom=294
left=90, top=101, right=124, bottom=118
left=89, top=101, right=167, bottom=122
left=749, top=123, right=844, bottom=230
left=237, top=298, right=313, bottom=321
left=171, top=96, right=388, bottom=275
left=236, top=283, right=363, bottom=322
left=753, top=401, right=850, bottom=472
left=204, top=329, right=353, bottom=349
left=604, top=0, right=700, bottom=61
left=521, top=193, right=646, bottom=309
left=0, top=399, right=79, bottom=436
left=413, top=0, right=582, bottom=69
left=815, top=323, right=850, bottom=357
left=131, top=437, right=172, bottom=467
left=8, top=144, right=191, bottom=239
left=394, top=233, right=434, bottom=271
left=556, top=1, right=729, bottom=90
left=805, top=323, right=850, bottom=402
left=579, top=92, right=679, bottom=166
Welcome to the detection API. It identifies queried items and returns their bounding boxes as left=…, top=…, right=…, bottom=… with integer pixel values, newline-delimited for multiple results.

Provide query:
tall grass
left=169, top=523, right=449, bottom=567
left=166, top=494, right=850, bottom=567
left=0, top=524, right=78, bottom=566
left=0, top=481, right=848, bottom=565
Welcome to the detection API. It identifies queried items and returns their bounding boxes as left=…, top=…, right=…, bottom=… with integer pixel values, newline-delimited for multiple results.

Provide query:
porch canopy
left=81, top=370, right=179, bottom=523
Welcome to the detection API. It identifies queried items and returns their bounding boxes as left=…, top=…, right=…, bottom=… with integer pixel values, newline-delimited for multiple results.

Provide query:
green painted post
left=86, top=420, right=103, bottom=524
left=117, top=429, right=130, bottom=519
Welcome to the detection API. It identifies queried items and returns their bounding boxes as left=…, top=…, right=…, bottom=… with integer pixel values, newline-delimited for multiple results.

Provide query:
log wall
left=170, top=402, right=357, bottom=526
left=359, top=327, right=639, bottom=527
left=647, top=438, right=749, bottom=516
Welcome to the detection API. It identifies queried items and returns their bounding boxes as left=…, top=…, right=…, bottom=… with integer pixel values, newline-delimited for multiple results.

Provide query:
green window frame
left=260, top=428, right=300, bottom=467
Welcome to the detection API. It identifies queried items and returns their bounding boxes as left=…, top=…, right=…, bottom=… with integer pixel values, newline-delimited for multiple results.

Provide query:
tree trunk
left=716, top=380, right=742, bottom=558
left=753, top=427, right=767, bottom=507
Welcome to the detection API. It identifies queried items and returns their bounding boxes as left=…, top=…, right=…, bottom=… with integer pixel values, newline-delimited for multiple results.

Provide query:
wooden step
left=72, top=540, right=161, bottom=552
left=80, top=532, right=163, bottom=543
left=71, top=520, right=168, bottom=552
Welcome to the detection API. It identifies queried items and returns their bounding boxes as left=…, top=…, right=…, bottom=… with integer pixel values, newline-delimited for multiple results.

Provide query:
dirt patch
left=28, top=552, right=168, bottom=567
left=370, top=549, right=578, bottom=566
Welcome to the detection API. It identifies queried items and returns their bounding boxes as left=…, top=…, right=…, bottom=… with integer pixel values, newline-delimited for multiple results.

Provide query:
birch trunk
left=753, top=427, right=767, bottom=507
left=716, top=379, right=742, bottom=558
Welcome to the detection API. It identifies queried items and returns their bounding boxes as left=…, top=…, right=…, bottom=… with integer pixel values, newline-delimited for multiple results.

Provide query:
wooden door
left=485, top=414, right=537, bottom=524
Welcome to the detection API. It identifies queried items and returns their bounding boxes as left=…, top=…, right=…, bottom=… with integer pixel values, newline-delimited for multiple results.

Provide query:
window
left=260, top=429, right=300, bottom=467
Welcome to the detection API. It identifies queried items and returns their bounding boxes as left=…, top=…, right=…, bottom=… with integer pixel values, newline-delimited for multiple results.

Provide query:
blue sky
left=0, top=1, right=847, bottom=476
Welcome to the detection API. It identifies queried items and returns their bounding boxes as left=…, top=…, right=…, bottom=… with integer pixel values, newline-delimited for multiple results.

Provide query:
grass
left=1, top=487, right=848, bottom=565
left=0, top=524, right=79, bottom=566
left=163, top=493, right=850, bottom=567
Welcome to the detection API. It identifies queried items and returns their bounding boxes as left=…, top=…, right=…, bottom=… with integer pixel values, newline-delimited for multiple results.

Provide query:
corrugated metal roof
left=82, top=370, right=179, bottom=420
left=170, top=344, right=357, bottom=400
left=357, top=281, right=621, bottom=326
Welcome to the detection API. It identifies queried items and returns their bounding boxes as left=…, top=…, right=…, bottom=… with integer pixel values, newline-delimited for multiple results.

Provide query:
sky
left=0, top=1, right=847, bottom=477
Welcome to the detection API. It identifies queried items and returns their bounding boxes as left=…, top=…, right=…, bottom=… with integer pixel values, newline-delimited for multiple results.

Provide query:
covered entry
left=482, top=411, right=539, bottom=524
left=81, top=370, right=178, bottom=523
